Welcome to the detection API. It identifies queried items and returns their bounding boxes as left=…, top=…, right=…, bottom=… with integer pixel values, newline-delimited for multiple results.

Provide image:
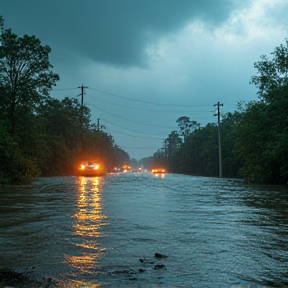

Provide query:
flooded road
left=1, top=172, right=288, bottom=287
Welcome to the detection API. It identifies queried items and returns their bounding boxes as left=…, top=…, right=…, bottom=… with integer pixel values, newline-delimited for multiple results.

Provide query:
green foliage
left=235, top=90, right=288, bottom=183
left=170, top=123, right=219, bottom=176
left=0, top=23, right=116, bottom=183
left=167, top=40, right=288, bottom=184
left=176, top=116, right=200, bottom=141
left=0, top=122, right=39, bottom=184
left=221, top=111, right=244, bottom=177
left=0, top=24, right=59, bottom=183
left=37, top=97, right=115, bottom=175
left=251, top=39, right=288, bottom=102
left=113, top=145, right=130, bottom=167
left=167, top=131, right=182, bottom=162
left=234, top=40, right=288, bottom=183
left=139, top=156, right=153, bottom=170
left=167, top=111, right=243, bottom=178
left=152, top=149, right=167, bottom=169
left=81, top=129, right=114, bottom=171
left=0, top=28, right=59, bottom=134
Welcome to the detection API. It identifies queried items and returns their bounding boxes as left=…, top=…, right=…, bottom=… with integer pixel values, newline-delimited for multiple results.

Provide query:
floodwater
left=1, top=172, right=288, bottom=288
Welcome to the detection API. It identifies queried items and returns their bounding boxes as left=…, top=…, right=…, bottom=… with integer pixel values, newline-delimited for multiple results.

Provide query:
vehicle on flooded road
left=151, top=168, right=166, bottom=174
left=76, top=160, right=106, bottom=176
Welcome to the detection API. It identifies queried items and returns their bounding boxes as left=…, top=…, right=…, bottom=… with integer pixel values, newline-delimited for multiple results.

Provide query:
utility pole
left=161, top=139, right=168, bottom=170
left=162, top=139, right=168, bottom=159
left=78, top=85, right=88, bottom=153
left=78, top=85, right=88, bottom=108
left=214, top=102, right=224, bottom=178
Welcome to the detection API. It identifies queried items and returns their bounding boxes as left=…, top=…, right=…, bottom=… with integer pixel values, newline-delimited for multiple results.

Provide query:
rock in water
left=154, top=253, right=168, bottom=259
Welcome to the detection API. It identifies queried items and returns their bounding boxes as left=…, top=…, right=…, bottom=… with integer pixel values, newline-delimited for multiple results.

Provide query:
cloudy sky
left=1, top=0, right=288, bottom=160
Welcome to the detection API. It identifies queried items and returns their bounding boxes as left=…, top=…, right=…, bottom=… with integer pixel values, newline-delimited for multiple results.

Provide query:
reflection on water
left=152, top=173, right=166, bottom=179
left=1, top=174, right=288, bottom=288
left=65, top=176, right=108, bottom=276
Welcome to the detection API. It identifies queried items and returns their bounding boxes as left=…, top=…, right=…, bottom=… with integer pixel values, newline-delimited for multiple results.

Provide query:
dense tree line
left=0, top=19, right=127, bottom=184
left=168, top=111, right=243, bottom=178
left=154, top=40, right=288, bottom=184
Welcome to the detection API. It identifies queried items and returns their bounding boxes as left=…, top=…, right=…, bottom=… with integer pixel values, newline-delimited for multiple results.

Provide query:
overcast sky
left=1, top=0, right=288, bottom=160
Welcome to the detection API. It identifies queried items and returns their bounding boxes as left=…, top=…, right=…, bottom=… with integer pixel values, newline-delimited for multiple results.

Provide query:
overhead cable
left=86, top=102, right=174, bottom=129
left=89, top=87, right=211, bottom=107
left=101, top=118, right=167, bottom=136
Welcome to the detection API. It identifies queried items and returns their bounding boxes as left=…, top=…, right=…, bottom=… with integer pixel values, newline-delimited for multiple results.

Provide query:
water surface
left=1, top=172, right=288, bottom=287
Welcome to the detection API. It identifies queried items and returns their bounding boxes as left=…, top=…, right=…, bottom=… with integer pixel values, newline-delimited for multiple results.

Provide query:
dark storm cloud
left=2, top=0, right=243, bottom=66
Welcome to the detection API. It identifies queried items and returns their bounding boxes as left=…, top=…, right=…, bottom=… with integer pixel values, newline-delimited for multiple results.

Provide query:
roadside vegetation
left=0, top=17, right=127, bottom=184
left=153, top=39, right=288, bottom=184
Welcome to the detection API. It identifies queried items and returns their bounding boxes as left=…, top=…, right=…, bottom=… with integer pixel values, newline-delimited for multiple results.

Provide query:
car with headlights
left=151, top=168, right=166, bottom=174
left=77, top=161, right=106, bottom=176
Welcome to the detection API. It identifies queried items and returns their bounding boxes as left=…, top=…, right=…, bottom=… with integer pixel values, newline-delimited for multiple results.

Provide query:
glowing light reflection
left=153, top=173, right=166, bottom=179
left=65, top=176, right=109, bottom=277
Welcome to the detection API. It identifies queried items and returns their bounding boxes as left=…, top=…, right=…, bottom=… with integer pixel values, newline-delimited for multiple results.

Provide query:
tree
left=113, top=145, right=130, bottom=168
left=36, top=97, right=85, bottom=175
left=176, top=116, right=200, bottom=141
left=234, top=101, right=272, bottom=182
left=139, top=156, right=153, bottom=170
left=251, top=39, right=288, bottom=103
left=170, top=112, right=243, bottom=178
left=152, top=149, right=167, bottom=170
left=184, top=123, right=218, bottom=176
left=0, top=28, right=59, bottom=135
left=166, top=130, right=182, bottom=171
left=0, top=121, right=38, bottom=184
left=0, top=20, right=119, bottom=182
left=220, top=111, right=244, bottom=177
left=0, top=16, right=3, bottom=34
left=239, top=39, right=288, bottom=183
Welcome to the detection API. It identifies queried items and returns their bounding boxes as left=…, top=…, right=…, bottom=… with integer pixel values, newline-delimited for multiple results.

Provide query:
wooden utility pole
left=78, top=85, right=88, bottom=153
left=78, top=85, right=88, bottom=108
left=214, top=102, right=223, bottom=178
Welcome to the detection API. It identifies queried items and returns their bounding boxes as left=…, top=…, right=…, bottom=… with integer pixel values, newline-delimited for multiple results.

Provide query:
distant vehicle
left=122, top=165, right=132, bottom=172
left=112, top=167, right=121, bottom=172
left=77, top=161, right=106, bottom=176
left=151, top=168, right=166, bottom=174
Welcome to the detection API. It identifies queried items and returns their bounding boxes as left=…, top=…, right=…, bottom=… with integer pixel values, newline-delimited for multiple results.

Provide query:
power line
left=106, top=128, right=163, bottom=140
left=89, top=87, right=212, bottom=107
left=86, top=94, right=213, bottom=113
left=52, top=88, right=78, bottom=91
left=52, top=86, right=238, bottom=110
left=102, top=118, right=168, bottom=136
left=86, top=102, right=175, bottom=129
